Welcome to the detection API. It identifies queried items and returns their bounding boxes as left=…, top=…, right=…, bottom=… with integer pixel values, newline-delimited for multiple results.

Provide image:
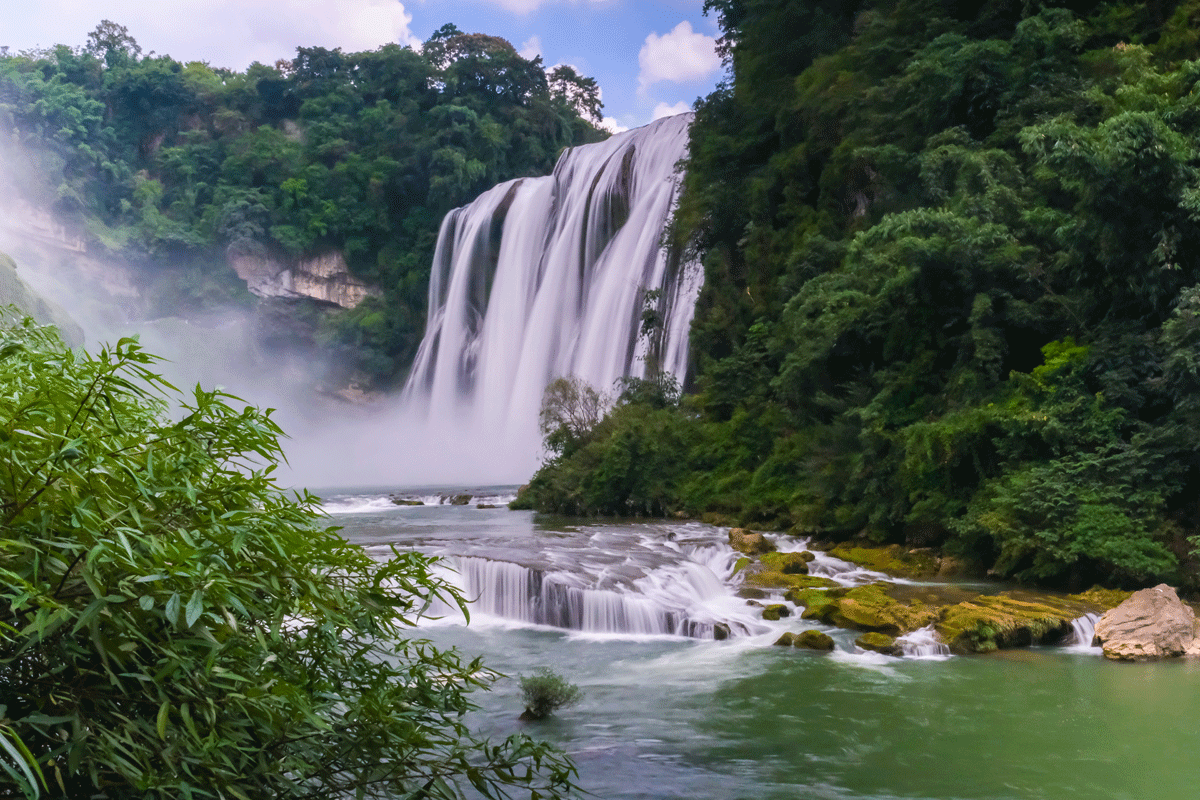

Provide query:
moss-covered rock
left=760, top=551, right=811, bottom=575
left=773, top=632, right=797, bottom=646
left=855, top=632, right=901, bottom=656
left=761, top=603, right=791, bottom=621
left=1069, top=586, right=1135, bottom=611
left=729, top=528, right=775, bottom=555
left=825, top=583, right=938, bottom=635
left=935, top=592, right=1089, bottom=654
left=737, top=586, right=769, bottom=599
left=793, top=630, right=835, bottom=650
left=827, top=543, right=940, bottom=579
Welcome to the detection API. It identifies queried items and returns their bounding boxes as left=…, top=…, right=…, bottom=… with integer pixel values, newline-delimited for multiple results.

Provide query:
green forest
left=520, top=0, right=1200, bottom=592
left=0, top=21, right=605, bottom=381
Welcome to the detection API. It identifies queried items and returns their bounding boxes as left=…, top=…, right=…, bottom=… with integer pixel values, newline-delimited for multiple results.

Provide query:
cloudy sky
left=3, top=0, right=726, bottom=131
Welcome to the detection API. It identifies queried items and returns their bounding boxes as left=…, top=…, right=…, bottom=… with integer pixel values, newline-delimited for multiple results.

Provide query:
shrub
left=0, top=319, right=576, bottom=799
left=520, top=669, right=582, bottom=720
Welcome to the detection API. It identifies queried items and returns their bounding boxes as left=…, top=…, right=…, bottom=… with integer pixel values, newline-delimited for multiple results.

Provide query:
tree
left=0, top=319, right=577, bottom=799
left=538, top=376, right=609, bottom=456
left=548, top=66, right=602, bottom=124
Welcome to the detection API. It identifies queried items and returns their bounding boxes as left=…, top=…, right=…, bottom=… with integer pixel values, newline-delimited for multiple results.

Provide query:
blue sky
left=4, top=0, right=726, bottom=131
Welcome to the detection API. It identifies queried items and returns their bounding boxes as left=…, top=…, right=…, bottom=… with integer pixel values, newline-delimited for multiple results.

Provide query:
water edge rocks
left=1093, top=584, right=1200, bottom=661
left=729, top=528, right=776, bottom=556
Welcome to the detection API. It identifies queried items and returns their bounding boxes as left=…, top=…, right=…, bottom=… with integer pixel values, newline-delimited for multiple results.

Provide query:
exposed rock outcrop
left=231, top=251, right=379, bottom=308
left=1093, top=584, right=1200, bottom=661
left=855, top=632, right=901, bottom=656
left=728, top=528, right=775, bottom=556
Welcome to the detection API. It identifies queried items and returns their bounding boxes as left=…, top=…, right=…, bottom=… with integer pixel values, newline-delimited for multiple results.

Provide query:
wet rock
left=855, top=632, right=902, bottom=656
left=826, top=543, right=940, bottom=579
left=713, top=623, right=731, bottom=641
left=760, top=552, right=811, bottom=575
left=761, top=604, right=791, bottom=621
left=476, top=503, right=499, bottom=509
left=935, top=592, right=1085, bottom=654
left=824, top=583, right=938, bottom=636
left=1093, top=584, right=1200, bottom=661
left=728, top=528, right=775, bottom=556
left=390, top=498, right=424, bottom=506
left=773, top=632, right=798, bottom=647
left=737, top=587, right=769, bottom=600
left=793, top=630, right=835, bottom=651
left=444, top=494, right=472, bottom=506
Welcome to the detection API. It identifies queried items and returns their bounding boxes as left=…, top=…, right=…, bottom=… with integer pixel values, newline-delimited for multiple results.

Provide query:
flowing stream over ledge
left=320, top=491, right=1200, bottom=800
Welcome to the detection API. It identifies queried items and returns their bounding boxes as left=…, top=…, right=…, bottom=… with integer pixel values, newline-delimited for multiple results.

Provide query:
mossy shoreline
left=731, top=529, right=1134, bottom=655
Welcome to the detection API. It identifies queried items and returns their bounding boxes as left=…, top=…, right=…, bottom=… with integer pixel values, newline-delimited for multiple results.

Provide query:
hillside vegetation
left=0, top=21, right=604, bottom=382
left=520, top=0, right=1200, bottom=591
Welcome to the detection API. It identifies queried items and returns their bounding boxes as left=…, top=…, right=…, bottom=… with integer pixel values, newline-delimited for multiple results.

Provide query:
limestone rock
left=855, top=632, right=901, bottom=656
left=231, top=251, right=379, bottom=308
left=1093, top=584, right=1199, bottom=661
left=728, top=528, right=775, bottom=556
left=761, top=603, right=791, bottom=621
left=935, top=592, right=1082, bottom=654
left=793, top=630, right=835, bottom=651
left=760, top=551, right=811, bottom=575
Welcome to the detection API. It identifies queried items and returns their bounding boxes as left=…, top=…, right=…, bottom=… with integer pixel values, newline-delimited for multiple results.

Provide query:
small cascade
left=448, top=553, right=759, bottom=639
left=894, top=626, right=952, bottom=658
left=1066, top=612, right=1102, bottom=650
left=400, top=114, right=702, bottom=478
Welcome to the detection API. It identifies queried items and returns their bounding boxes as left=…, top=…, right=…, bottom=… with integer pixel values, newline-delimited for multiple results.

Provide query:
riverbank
left=730, top=529, right=1136, bottom=655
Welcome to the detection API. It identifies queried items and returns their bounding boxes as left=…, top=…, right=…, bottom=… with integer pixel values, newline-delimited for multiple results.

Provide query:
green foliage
left=0, top=21, right=606, bottom=385
left=519, top=0, right=1200, bottom=589
left=0, top=320, right=576, bottom=799
left=519, top=669, right=582, bottom=720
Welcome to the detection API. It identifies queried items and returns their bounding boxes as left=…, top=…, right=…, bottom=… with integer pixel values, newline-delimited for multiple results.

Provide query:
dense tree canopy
left=525, top=0, right=1200, bottom=591
left=0, top=318, right=576, bottom=799
left=0, top=21, right=605, bottom=384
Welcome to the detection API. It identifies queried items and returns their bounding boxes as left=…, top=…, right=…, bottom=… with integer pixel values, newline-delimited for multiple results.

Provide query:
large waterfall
left=399, top=113, right=702, bottom=478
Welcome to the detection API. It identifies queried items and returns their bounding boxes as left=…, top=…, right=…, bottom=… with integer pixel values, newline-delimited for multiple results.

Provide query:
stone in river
left=1093, top=584, right=1200, bottom=661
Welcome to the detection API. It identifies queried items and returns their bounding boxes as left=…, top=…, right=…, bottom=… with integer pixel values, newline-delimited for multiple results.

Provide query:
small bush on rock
left=520, top=668, right=583, bottom=719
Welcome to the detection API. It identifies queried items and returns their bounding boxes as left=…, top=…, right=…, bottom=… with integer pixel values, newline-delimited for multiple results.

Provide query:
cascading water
left=400, top=113, right=701, bottom=479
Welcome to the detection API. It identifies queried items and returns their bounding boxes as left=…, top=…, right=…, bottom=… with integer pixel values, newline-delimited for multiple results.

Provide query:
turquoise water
left=325, top=492, right=1200, bottom=800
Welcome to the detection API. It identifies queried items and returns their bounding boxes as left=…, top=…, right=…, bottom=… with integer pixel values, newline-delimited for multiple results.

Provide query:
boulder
left=761, top=604, right=791, bottom=621
left=728, top=528, right=776, bottom=555
left=713, top=623, right=731, bottom=641
left=446, top=494, right=472, bottom=506
left=737, top=587, right=769, bottom=600
left=793, top=630, right=835, bottom=651
left=1093, top=584, right=1200, bottom=661
left=773, top=632, right=797, bottom=647
left=760, top=552, right=811, bottom=575
left=855, top=632, right=902, bottom=656
left=390, top=498, right=424, bottom=506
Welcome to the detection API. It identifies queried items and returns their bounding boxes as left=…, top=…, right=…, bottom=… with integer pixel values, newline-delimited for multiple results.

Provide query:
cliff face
left=230, top=252, right=379, bottom=309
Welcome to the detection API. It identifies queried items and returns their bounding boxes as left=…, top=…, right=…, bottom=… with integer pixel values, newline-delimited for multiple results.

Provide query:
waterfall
left=400, top=114, right=701, bottom=477
left=446, top=552, right=761, bottom=639
left=1066, top=612, right=1102, bottom=651
left=895, top=626, right=952, bottom=658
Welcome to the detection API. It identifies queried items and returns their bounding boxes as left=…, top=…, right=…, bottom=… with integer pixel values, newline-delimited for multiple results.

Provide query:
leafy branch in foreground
left=0, top=318, right=577, bottom=799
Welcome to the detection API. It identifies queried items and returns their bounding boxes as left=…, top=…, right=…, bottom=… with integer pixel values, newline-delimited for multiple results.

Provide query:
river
left=322, top=488, right=1200, bottom=800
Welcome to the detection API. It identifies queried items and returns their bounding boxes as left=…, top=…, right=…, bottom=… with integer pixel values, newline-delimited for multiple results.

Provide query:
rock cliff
left=231, top=251, right=379, bottom=308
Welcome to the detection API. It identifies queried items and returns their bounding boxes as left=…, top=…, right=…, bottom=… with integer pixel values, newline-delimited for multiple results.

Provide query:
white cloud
left=599, top=117, right=628, bottom=134
left=651, top=101, right=691, bottom=121
left=519, top=36, right=543, bottom=61
left=5, top=0, right=421, bottom=70
left=637, top=21, right=720, bottom=92
left=474, top=0, right=612, bottom=14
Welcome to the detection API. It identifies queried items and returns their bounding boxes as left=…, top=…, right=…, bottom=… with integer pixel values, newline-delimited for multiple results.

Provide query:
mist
left=0, top=140, right=542, bottom=494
